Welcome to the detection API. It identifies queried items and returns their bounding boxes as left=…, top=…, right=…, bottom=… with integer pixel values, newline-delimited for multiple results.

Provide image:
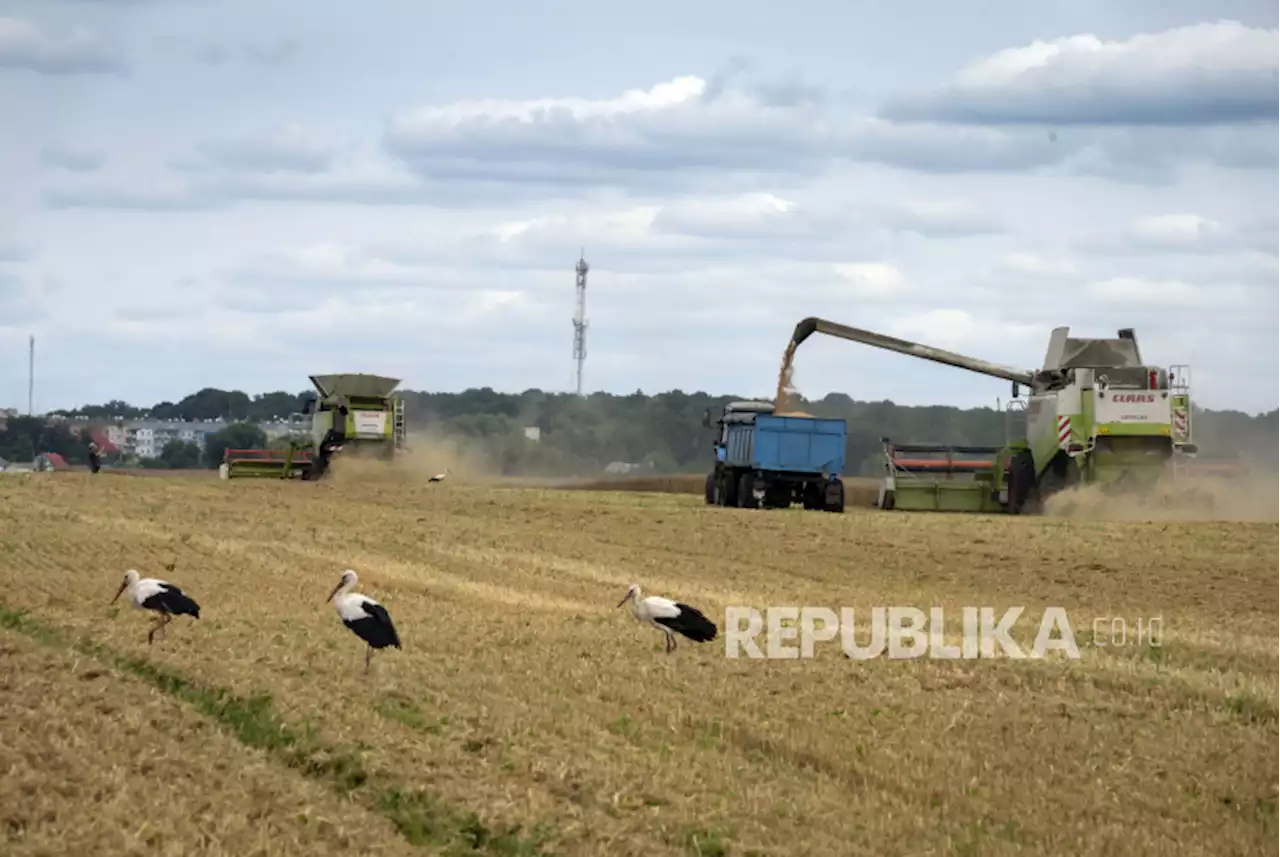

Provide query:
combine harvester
left=222, top=374, right=407, bottom=480
left=786, top=317, right=1199, bottom=514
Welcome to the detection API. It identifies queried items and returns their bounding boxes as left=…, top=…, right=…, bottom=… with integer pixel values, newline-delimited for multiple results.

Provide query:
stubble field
left=0, top=472, right=1276, bottom=856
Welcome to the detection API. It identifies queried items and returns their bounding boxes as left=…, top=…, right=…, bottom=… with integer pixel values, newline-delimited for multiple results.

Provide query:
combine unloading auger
left=786, top=316, right=1198, bottom=514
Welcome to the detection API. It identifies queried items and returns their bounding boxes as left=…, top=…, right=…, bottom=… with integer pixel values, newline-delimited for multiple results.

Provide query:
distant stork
left=428, top=467, right=450, bottom=484
left=110, top=566, right=201, bottom=645
left=616, top=583, right=718, bottom=654
left=327, top=569, right=401, bottom=673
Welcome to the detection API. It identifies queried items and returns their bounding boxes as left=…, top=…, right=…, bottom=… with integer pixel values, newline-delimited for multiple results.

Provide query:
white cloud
left=882, top=21, right=1279, bottom=126
left=881, top=199, right=1004, bottom=237
left=1083, top=276, right=1252, bottom=309
left=884, top=308, right=1041, bottom=353
left=994, top=252, right=1079, bottom=278
left=0, top=17, right=126, bottom=75
left=0, top=239, right=32, bottom=262
left=380, top=71, right=1102, bottom=193
left=195, top=39, right=300, bottom=67
left=1079, top=212, right=1278, bottom=255
left=833, top=263, right=907, bottom=297
left=5, top=7, right=1278, bottom=414
left=41, top=146, right=106, bottom=172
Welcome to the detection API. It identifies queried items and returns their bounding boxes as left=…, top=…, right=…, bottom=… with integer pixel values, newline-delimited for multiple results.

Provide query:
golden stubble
left=0, top=629, right=417, bottom=857
left=0, top=473, right=1275, bottom=856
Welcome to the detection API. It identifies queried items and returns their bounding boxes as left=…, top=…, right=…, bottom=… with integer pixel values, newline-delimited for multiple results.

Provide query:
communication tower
left=572, top=251, right=589, bottom=396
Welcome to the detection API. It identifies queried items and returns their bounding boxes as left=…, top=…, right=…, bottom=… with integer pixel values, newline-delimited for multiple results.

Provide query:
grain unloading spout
left=309, top=374, right=402, bottom=400
left=788, top=316, right=1037, bottom=386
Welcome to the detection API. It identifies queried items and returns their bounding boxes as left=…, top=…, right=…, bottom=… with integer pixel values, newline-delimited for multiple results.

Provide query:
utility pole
left=27, top=334, right=34, bottom=416
left=572, top=251, right=589, bottom=396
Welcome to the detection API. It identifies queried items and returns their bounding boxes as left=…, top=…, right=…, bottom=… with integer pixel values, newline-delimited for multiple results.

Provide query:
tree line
left=28, top=385, right=1278, bottom=476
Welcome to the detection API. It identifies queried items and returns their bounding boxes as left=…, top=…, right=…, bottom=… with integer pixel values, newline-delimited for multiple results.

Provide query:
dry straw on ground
left=0, top=473, right=1275, bottom=856
left=0, top=628, right=416, bottom=857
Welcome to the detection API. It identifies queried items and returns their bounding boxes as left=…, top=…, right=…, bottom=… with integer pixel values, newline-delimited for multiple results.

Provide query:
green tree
left=160, top=439, right=203, bottom=469
left=203, top=422, right=268, bottom=468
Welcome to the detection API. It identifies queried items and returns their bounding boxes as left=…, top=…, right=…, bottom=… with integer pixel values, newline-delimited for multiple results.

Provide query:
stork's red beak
left=110, top=581, right=126, bottom=605
left=326, top=581, right=343, bottom=603
left=616, top=592, right=632, bottom=608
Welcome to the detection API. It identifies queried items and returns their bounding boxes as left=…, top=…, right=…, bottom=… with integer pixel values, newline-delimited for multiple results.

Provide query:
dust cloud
left=324, top=431, right=500, bottom=487
left=1041, top=468, right=1280, bottom=523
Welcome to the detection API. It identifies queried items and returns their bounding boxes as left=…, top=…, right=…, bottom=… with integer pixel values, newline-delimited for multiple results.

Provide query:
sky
left=0, top=0, right=1277, bottom=414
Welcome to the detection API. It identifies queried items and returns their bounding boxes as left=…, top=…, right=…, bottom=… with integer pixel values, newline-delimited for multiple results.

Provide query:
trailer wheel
left=720, top=473, right=736, bottom=507
left=704, top=472, right=716, bottom=505
left=738, top=473, right=757, bottom=509
left=824, top=478, right=846, bottom=513
left=801, top=483, right=820, bottom=510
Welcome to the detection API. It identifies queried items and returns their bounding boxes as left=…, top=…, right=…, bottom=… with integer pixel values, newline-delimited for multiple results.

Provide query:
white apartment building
left=120, top=419, right=228, bottom=459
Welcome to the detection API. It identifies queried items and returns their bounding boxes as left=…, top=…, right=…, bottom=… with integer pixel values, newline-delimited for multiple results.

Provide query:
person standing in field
left=87, top=441, right=102, bottom=474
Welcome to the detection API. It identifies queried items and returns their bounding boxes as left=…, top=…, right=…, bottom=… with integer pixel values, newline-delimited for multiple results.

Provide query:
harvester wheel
left=704, top=472, right=716, bottom=505
left=1007, top=449, right=1037, bottom=515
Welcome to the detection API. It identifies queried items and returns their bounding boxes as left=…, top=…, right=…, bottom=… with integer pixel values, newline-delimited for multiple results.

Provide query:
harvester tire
left=1007, top=449, right=1037, bottom=515
left=704, top=472, right=716, bottom=505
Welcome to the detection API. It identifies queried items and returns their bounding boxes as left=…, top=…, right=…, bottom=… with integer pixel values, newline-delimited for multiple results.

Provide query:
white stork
left=427, top=467, right=451, bottom=484
left=616, top=583, right=718, bottom=654
left=110, top=565, right=201, bottom=645
left=327, top=569, right=401, bottom=673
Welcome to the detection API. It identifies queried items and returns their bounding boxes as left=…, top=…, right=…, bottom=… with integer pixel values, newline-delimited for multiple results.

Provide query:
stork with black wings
left=110, top=563, right=201, bottom=645
left=327, top=569, right=401, bottom=674
left=616, top=583, right=718, bottom=654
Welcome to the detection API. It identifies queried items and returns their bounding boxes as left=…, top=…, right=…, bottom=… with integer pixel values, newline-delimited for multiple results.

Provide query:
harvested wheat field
left=0, top=472, right=1276, bottom=857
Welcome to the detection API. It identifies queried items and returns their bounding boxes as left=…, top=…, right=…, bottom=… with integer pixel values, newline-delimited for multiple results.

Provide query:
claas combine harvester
left=787, top=317, right=1206, bottom=514
left=221, top=374, right=407, bottom=480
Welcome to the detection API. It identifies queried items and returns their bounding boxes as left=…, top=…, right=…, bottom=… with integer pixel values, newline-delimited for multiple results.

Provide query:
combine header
left=222, top=373, right=407, bottom=480
left=787, top=317, right=1199, bottom=514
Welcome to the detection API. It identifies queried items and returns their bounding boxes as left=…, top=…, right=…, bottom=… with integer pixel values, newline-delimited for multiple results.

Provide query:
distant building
left=523, top=426, right=541, bottom=442
left=117, top=419, right=228, bottom=459
left=34, top=453, right=71, bottom=472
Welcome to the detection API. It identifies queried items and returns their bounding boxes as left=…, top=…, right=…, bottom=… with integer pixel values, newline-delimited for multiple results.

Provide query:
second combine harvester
left=221, top=373, right=407, bottom=479
left=787, top=317, right=1197, bottom=514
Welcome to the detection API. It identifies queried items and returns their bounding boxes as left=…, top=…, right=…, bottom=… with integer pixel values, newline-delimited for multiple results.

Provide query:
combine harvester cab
left=221, top=373, right=408, bottom=480
left=702, top=401, right=848, bottom=512
left=787, top=317, right=1197, bottom=514
left=305, top=374, right=406, bottom=464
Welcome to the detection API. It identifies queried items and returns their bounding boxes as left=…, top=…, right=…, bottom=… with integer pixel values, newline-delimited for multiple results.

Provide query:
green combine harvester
left=221, top=373, right=407, bottom=480
left=787, top=317, right=1198, bottom=514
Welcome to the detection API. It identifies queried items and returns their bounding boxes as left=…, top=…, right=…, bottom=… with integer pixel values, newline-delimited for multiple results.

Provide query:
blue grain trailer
left=701, top=401, right=847, bottom=512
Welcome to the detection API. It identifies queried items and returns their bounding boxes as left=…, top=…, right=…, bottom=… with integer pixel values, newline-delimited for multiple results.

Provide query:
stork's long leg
left=365, top=645, right=372, bottom=675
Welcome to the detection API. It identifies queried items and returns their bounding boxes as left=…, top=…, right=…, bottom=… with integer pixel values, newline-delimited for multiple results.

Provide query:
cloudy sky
left=0, top=0, right=1276, bottom=413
